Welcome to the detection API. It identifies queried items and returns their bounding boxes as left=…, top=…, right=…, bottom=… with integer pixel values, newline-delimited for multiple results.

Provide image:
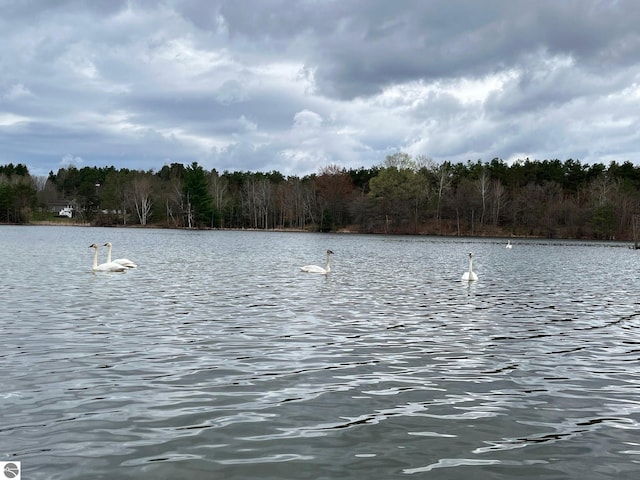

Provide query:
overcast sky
left=2, top=0, right=640, bottom=177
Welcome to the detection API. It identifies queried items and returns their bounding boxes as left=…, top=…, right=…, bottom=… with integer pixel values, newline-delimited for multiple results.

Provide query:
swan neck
left=106, top=244, right=112, bottom=263
left=92, top=247, right=99, bottom=269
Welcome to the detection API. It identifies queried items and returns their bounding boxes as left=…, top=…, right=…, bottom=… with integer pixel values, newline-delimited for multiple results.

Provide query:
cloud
left=1, top=0, right=640, bottom=177
left=3, top=83, right=34, bottom=100
left=60, top=153, right=85, bottom=168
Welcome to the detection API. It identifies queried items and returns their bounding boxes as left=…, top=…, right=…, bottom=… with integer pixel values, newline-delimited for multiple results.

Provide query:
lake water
left=1, top=225, right=640, bottom=479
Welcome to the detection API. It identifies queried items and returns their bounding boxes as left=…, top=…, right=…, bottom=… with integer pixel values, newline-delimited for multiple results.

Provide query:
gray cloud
left=1, top=0, right=640, bottom=177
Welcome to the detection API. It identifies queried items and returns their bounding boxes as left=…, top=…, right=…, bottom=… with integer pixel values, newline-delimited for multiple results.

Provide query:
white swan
left=103, top=242, right=137, bottom=268
left=506, top=239, right=513, bottom=249
left=462, top=252, right=478, bottom=281
left=300, top=249, right=334, bottom=274
left=89, top=243, right=127, bottom=272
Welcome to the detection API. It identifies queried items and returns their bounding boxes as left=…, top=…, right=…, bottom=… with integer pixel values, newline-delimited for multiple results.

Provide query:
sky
left=2, top=0, right=640, bottom=178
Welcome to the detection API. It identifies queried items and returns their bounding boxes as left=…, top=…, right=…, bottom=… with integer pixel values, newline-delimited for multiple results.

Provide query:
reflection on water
left=2, top=226, right=640, bottom=479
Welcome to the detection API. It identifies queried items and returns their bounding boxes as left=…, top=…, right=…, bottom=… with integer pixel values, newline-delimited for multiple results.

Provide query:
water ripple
left=2, top=228, right=640, bottom=479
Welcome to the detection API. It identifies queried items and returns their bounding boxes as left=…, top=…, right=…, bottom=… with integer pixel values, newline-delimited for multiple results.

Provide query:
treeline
left=0, top=163, right=37, bottom=224
left=3, top=153, right=640, bottom=240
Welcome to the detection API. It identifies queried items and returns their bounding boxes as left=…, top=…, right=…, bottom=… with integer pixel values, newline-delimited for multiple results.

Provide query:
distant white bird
left=103, top=242, right=137, bottom=268
left=506, top=239, right=513, bottom=249
left=300, top=249, right=334, bottom=274
left=89, top=243, right=127, bottom=272
left=462, top=252, right=478, bottom=281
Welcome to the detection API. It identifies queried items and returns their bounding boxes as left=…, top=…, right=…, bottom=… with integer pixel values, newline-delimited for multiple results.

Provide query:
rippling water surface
left=2, top=225, right=640, bottom=479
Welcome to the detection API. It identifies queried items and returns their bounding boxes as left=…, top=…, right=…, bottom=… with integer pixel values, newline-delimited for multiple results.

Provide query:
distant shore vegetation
left=2, top=154, right=640, bottom=240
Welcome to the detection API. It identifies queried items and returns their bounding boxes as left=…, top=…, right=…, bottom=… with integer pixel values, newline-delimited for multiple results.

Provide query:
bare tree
left=241, top=177, right=272, bottom=228
left=476, top=167, right=490, bottom=227
left=32, top=175, right=48, bottom=191
left=315, top=164, right=354, bottom=229
left=490, top=179, right=507, bottom=226
left=36, top=178, right=62, bottom=209
left=281, top=177, right=314, bottom=228
left=130, top=175, right=153, bottom=225
left=256, top=178, right=272, bottom=229
left=280, top=178, right=299, bottom=228
left=242, top=178, right=258, bottom=228
left=414, top=155, right=434, bottom=171
left=209, top=173, right=228, bottom=224
left=591, top=174, right=616, bottom=207
left=159, top=177, right=183, bottom=227
left=432, top=162, right=452, bottom=223
left=185, top=191, right=193, bottom=229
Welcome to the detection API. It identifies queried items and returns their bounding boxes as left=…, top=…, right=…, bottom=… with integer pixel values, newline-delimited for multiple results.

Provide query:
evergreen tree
left=183, top=162, right=213, bottom=228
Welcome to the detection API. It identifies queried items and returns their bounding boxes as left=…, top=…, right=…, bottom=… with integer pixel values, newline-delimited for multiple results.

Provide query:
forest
left=2, top=153, right=640, bottom=240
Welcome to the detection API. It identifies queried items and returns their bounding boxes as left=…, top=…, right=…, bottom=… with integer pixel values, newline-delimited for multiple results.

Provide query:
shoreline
left=10, top=221, right=634, bottom=243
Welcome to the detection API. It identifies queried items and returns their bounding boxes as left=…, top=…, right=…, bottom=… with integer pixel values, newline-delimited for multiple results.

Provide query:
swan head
left=89, top=243, right=99, bottom=249
left=468, top=252, right=473, bottom=259
left=103, top=242, right=112, bottom=247
left=327, top=249, right=334, bottom=255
